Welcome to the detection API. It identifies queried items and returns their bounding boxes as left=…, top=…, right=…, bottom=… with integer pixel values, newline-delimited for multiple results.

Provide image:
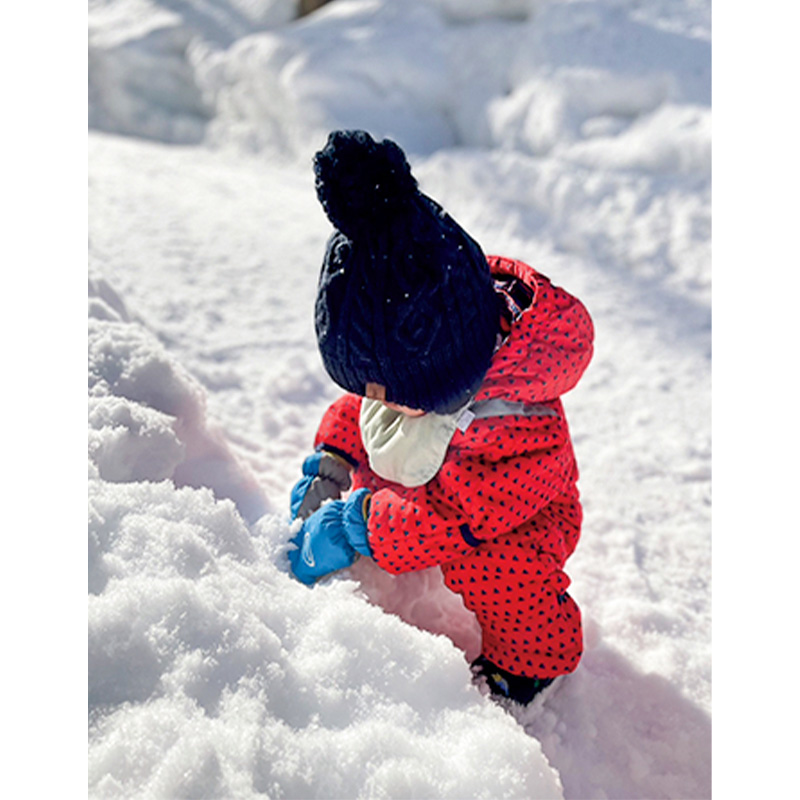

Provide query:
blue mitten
left=290, top=450, right=352, bottom=521
left=288, top=488, right=373, bottom=585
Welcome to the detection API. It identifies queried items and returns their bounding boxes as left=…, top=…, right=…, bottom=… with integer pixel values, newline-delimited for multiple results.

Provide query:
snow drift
left=88, top=282, right=565, bottom=798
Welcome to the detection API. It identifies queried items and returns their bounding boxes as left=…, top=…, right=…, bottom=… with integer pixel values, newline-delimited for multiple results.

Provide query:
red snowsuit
left=313, top=257, right=594, bottom=678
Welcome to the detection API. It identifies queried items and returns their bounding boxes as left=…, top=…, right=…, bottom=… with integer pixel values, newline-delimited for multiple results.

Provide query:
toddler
left=288, top=130, right=594, bottom=705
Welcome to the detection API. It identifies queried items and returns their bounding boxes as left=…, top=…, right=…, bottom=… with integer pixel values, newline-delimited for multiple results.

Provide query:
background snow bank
left=198, top=0, right=710, bottom=159
left=88, top=0, right=300, bottom=142
left=90, top=0, right=710, bottom=163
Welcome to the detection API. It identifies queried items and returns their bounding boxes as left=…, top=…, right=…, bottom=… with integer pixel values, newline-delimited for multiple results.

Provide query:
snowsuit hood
left=475, top=256, right=593, bottom=405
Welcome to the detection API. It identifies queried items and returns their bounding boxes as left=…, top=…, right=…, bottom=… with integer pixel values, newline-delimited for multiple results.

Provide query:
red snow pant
left=353, top=464, right=584, bottom=680
left=440, top=506, right=583, bottom=679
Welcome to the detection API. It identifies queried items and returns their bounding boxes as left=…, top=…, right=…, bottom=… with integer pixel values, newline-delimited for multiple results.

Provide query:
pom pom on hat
left=312, top=130, right=501, bottom=414
left=314, top=130, right=418, bottom=238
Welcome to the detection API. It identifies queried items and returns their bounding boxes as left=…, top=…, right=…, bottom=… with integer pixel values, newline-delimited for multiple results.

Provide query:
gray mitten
left=290, top=451, right=353, bottom=520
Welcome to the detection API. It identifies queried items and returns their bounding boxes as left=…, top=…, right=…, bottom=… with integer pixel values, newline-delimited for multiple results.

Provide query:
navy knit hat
left=313, top=130, right=501, bottom=414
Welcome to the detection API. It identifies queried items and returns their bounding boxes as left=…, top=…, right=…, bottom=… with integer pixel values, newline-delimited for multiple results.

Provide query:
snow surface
left=88, top=1, right=712, bottom=797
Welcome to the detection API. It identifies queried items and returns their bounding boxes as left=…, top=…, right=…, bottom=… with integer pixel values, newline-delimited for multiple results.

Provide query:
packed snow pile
left=89, top=0, right=711, bottom=798
left=88, top=281, right=565, bottom=798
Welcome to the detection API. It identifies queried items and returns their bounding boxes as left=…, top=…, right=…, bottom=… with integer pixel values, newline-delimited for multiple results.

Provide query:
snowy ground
left=82, top=1, right=717, bottom=797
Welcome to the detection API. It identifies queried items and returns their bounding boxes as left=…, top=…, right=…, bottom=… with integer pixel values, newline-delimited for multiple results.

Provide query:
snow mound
left=197, top=0, right=456, bottom=157
left=88, top=275, right=565, bottom=799
left=89, top=274, right=268, bottom=521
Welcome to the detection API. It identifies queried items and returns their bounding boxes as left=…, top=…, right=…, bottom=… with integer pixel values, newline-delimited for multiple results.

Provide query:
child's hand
left=288, top=489, right=372, bottom=585
left=290, top=450, right=352, bottom=520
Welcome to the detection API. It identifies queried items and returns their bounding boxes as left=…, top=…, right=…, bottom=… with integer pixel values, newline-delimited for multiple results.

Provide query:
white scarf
left=359, top=398, right=467, bottom=488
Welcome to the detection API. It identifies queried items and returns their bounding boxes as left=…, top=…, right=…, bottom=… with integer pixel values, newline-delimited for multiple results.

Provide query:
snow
left=84, top=0, right=715, bottom=797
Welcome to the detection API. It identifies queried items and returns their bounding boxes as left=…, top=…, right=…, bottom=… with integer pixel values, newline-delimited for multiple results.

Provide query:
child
left=288, top=130, right=594, bottom=705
